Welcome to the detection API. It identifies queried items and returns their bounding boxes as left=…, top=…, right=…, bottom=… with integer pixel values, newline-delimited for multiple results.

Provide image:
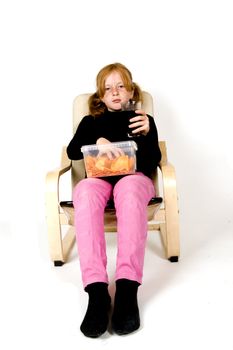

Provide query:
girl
left=67, top=63, right=161, bottom=337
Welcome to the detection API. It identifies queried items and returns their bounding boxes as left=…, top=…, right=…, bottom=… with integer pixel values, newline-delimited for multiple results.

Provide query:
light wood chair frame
left=45, top=92, right=180, bottom=266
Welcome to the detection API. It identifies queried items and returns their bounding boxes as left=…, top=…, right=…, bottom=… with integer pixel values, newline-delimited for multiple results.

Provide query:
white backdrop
left=0, top=0, right=232, bottom=256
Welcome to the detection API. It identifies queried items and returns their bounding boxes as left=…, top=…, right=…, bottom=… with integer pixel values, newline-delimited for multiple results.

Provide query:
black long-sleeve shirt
left=67, top=110, right=161, bottom=179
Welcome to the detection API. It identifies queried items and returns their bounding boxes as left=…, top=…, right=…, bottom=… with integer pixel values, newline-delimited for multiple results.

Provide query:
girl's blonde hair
left=88, top=63, right=143, bottom=117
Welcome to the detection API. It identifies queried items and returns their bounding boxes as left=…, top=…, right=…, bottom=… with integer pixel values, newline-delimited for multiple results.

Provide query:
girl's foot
left=112, top=279, right=140, bottom=335
left=80, top=282, right=111, bottom=338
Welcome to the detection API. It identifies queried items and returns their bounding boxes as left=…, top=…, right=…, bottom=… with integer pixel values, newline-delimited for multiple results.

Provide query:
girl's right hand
left=96, top=138, right=124, bottom=159
left=96, top=137, right=112, bottom=146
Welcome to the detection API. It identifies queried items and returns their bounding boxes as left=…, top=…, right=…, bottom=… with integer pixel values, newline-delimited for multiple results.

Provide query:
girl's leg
left=113, top=173, right=156, bottom=284
left=73, top=178, right=113, bottom=338
left=112, top=173, right=155, bottom=335
left=73, top=178, right=112, bottom=288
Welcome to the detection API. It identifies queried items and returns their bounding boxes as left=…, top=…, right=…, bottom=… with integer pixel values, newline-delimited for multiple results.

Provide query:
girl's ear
left=130, top=82, right=136, bottom=99
left=129, top=87, right=134, bottom=99
left=100, top=94, right=105, bottom=103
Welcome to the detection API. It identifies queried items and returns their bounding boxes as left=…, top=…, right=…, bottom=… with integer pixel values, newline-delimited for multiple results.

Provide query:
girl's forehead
left=105, top=71, right=123, bottom=84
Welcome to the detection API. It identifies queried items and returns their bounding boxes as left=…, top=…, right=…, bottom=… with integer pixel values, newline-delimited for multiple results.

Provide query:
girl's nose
left=111, top=86, right=119, bottom=95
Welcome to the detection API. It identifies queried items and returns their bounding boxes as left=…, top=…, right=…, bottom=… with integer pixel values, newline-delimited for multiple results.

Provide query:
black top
left=67, top=110, right=161, bottom=179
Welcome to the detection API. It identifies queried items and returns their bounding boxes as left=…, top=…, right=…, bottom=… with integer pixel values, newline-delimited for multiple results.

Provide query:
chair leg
left=46, top=209, right=76, bottom=266
left=160, top=222, right=179, bottom=262
left=46, top=209, right=65, bottom=265
left=160, top=162, right=180, bottom=262
left=54, top=260, right=65, bottom=266
left=165, top=198, right=180, bottom=261
left=168, top=256, right=179, bottom=263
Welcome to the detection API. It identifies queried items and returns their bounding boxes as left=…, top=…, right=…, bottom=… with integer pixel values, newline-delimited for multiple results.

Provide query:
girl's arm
left=67, top=116, right=96, bottom=160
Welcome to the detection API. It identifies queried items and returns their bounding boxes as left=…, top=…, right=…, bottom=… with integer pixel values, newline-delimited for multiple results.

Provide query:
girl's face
left=101, top=71, right=134, bottom=111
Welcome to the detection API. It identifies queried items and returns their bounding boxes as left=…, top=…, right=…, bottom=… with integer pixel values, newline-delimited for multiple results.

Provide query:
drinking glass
left=121, top=100, right=141, bottom=137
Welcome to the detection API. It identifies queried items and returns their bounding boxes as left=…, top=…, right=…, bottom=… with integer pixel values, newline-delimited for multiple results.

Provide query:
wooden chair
left=45, top=92, right=180, bottom=266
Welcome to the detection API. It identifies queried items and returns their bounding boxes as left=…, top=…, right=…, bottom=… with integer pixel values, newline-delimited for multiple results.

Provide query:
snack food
left=81, top=141, right=137, bottom=177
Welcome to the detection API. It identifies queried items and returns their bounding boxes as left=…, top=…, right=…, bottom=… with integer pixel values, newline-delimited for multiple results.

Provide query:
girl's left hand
left=129, top=110, right=150, bottom=136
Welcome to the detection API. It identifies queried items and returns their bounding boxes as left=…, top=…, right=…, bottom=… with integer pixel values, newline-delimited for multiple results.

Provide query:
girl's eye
left=104, top=84, right=125, bottom=92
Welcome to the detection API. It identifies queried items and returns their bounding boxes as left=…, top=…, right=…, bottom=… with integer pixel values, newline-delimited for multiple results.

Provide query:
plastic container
left=81, top=141, right=138, bottom=177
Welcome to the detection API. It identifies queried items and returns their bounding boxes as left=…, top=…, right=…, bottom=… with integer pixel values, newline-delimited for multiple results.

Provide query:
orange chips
left=85, top=155, right=136, bottom=177
left=81, top=141, right=138, bottom=177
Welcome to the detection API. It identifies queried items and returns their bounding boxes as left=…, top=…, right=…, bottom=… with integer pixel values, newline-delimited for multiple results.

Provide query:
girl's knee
left=113, top=174, right=155, bottom=202
left=73, top=178, right=92, bottom=197
left=114, top=174, right=151, bottom=192
left=73, top=178, right=112, bottom=199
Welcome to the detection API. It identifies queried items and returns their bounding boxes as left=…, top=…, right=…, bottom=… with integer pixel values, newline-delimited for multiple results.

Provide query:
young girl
left=67, top=63, right=161, bottom=337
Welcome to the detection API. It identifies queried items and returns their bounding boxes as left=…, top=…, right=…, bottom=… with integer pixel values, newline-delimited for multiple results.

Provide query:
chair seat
left=60, top=197, right=163, bottom=226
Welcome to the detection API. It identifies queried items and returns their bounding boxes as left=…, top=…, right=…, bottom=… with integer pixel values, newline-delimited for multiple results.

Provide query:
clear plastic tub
left=81, top=141, right=138, bottom=177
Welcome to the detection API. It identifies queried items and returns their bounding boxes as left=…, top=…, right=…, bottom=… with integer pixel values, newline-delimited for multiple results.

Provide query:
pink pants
left=73, top=173, right=155, bottom=288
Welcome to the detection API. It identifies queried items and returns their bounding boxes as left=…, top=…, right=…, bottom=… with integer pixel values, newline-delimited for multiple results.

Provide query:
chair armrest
left=158, top=141, right=178, bottom=204
left=45, top=147, right=73, bottom=263
left=158, top=161, right=178, bottom=201
left=46, top=146, right=72, bottom=205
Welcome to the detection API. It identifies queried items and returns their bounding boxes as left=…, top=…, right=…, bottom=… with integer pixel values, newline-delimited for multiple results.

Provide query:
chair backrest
left=71, top=91, right=155, bottom=187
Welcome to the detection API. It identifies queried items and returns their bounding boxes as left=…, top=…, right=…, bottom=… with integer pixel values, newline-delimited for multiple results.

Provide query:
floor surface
left=0, top=216, right=232, bottom=350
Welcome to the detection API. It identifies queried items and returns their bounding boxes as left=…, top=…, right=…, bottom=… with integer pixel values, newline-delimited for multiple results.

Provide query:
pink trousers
left=73, top=173, right=155, bottom=288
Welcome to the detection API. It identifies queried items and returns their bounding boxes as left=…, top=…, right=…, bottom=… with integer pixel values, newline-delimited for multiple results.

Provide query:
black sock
left=80, top=282, right=111, bottom=338
left=111, top=279, right=140, bottom=335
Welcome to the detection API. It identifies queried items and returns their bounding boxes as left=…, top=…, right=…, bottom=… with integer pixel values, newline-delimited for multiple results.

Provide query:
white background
left=0, top=0, right=233, bottom=349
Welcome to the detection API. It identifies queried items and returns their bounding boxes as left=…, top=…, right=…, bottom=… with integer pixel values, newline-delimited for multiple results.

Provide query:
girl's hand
left=129, top=110, right=150, bottom=136
left=96, top=138, right=124, bottom=159
left=96, top=137, right=112, bottom=146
